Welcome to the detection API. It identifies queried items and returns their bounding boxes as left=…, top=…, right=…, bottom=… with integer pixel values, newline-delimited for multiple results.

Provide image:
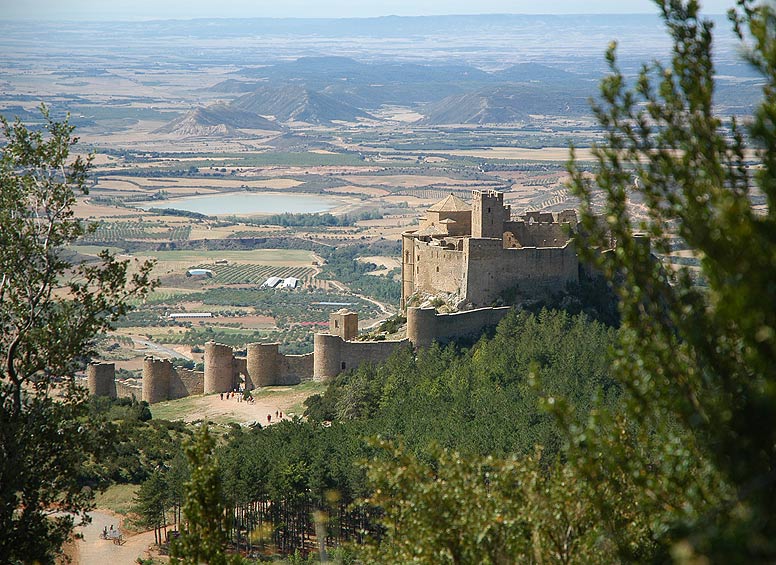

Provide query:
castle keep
left=402, top=190, right=581, bottom=309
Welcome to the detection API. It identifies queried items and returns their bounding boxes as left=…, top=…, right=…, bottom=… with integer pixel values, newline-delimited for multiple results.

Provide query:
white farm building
left=187, top=268, right=214, bottom=278
left=262, top=276, right=300, bottom=289
left=262, top=276, right=284, bottom=288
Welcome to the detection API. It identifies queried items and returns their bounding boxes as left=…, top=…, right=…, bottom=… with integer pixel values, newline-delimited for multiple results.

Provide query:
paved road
left=133, top=338, right=193, bottom=360
left=325, top=279, right=394, bottom=328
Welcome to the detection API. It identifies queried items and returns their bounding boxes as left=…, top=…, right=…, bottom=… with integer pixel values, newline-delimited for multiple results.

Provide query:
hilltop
left=230, top=84, right=374, bottom=125
left=418, top=84, right=592, bottom=125
left=153, top=104, right=283, bottom=137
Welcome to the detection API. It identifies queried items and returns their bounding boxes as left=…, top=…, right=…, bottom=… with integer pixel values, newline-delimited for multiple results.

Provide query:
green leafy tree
left=562, top=0, right=776, bottom=560
left=135, top=469, right=170, bottom=546
left=171, top=425, right=240, bottom=565
left=363, top=441, right=613, bottom=564
left=0, top=108, right=155, bottom=564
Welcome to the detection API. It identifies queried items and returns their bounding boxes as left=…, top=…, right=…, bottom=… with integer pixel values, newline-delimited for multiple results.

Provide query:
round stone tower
left=142, top=357, right=172, bottom=404
left=204, top=341, right=235, bottom=394
left=313, top=333, right=343, bottom=382
left=247, top=342, right=280, bottom=388
left=87, top=362, right=116, bottom=398
left=407, top=306, right=438, bottom=349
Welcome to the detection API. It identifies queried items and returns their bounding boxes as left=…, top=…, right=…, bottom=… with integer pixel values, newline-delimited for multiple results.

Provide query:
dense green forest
left=129, top=309, right=618, bottom=558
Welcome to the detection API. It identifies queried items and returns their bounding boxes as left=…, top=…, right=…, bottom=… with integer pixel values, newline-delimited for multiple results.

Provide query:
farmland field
left=147, top=249, right=316, bottom=266
left=191, top=263, right=314, bottom=284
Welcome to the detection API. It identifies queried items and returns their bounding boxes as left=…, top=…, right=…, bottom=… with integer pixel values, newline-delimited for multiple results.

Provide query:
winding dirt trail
left=74, top=510, right=159, bottom=565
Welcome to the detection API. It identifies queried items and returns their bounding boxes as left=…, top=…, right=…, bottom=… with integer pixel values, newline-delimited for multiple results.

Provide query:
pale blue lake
left=137, top=192, right=340, bottom=216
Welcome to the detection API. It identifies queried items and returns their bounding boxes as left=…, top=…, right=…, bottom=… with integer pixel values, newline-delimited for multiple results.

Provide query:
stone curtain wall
left=413, top=242, right=467, bottom=297
left=464, top=239, right=578, bottom=305
left=313, top=333, right=410, bottom=381
left=407, top=306, right=512, bottom=349
left=115, top=380, right=141, bottom=400
left=142, top=356, right=208, bottom=403
left=502, top=221, right=569, bottom=248
left=169, top=368, right=205, bottom=399
left=278, top=353, right=314, bottom=385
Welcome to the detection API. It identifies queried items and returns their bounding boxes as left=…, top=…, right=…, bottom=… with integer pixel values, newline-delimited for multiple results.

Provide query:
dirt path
left=75, top=510, right=159, bottom=565
left=150, top=385, right=320, bottom=426
left=190, top=391, right=303, bottom=425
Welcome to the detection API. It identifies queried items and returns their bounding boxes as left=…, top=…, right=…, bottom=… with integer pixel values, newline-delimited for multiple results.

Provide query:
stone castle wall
left=204, top=342, right=237, bottom=394
left=330, top=310, right=358, bottom=341
left=472, top=190, right=511, bottom=238
left=142, top=357, right=172, bottom=404
left=502, top=221, right=569, bottom=248
left=464, top=239, right=578, bottom=306
left=412, top=242, right=467, bottom=298
left=406, top=306, right=512, bottom=349
left=401, top=190, right=586, bottom=309
left=141, top=356, right=206, bottom=403
left=115, top=380, right=141, bottom=400
left=313, top=333, right=410, bottom=382
left=97, top=303, right=516, bottom=402
left=279, top=353, right=314, bottom=385
left=401, top=235, right=415, bottom=310
left=87, top=362, right=117, bottom=398
left=246, top=342, right=314, bottom=386
left=169, top=367, right=205, bottom=399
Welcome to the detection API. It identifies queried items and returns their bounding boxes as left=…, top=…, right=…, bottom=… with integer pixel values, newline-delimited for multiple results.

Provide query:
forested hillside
left=132, top=309, right=618, bottom=557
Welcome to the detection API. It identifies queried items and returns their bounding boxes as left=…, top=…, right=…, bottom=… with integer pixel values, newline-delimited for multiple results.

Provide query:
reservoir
left=137, top=192, right=340, bottom=216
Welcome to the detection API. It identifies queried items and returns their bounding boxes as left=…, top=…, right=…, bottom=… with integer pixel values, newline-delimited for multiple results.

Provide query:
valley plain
left=0, top=12, right=759, bottom=388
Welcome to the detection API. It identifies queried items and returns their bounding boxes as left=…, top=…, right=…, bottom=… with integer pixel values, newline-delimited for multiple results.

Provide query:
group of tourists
left=219, top=389, right=254, bottom=403
left=100, top=524, right=122, bottom=544
left=266, top=410, right=284, bottom=424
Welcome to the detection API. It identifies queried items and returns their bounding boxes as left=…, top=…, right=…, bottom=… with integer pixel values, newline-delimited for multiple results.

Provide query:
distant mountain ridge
left=183, top=57, right=599, bottom=129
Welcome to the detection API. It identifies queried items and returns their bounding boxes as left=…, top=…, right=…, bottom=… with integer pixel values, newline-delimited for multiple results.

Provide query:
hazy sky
left=0, top=0, right=734, bottom=20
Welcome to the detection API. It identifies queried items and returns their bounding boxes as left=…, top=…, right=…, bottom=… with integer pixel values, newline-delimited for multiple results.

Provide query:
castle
left=402, top=190, right=582, bottom=309
left=89, top=190, right=599, bottom=404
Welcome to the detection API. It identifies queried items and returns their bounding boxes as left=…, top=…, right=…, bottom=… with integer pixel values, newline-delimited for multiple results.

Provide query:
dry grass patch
left=94, top=484, right=139, bottom=516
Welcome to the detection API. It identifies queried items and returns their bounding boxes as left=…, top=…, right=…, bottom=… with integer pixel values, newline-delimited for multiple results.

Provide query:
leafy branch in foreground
left=0, top=107, right=156, bottom=564
left=563, top=0, right=776, bottom=560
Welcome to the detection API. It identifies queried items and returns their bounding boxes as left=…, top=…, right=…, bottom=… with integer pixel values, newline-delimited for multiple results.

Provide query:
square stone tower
left=330, top=310, right=358, bottom=341
left=471, top=189, right=510, bottom=239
